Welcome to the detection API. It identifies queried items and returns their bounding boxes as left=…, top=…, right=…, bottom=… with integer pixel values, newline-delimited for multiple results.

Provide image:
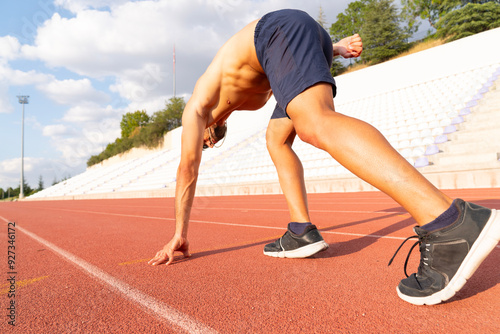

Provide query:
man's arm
left=333, top=33, right=363, bottom=58
left=148, top=101, right=205, bottom=265
left=148, top=68, right=221, bottom=266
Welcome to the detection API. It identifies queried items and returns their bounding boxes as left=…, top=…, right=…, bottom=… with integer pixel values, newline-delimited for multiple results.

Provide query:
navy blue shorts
left=254, top=9, right=336, bottom=119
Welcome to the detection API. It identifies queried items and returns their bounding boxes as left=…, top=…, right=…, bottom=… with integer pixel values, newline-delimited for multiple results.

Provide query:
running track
left=1, top=189, right=499, bottom=333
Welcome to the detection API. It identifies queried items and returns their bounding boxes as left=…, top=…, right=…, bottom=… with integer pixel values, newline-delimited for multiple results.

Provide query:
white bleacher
left=28, top=28, right=500, bottom=199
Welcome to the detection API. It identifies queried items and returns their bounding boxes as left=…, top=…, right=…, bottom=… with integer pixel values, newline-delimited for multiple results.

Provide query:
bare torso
left=189, top=19, right=273, bottom=125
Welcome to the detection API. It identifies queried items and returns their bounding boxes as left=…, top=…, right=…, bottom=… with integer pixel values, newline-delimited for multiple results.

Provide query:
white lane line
left=188, top=221, right=500, bottom=248
left=22, top=207, right=408, bottom=238
left=25, top=205, right=408, bottom=215
left=29, top=209, right=499, bottom=247
left=4, top=209, right=498, bottom=249
left=0, top=215, right=218, bottom=334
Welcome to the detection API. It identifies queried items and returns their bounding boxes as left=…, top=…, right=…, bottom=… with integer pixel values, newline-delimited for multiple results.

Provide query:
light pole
left=17, top=95, right=29, bottom=199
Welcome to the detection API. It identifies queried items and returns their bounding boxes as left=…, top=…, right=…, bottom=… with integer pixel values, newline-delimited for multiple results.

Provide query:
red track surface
left=1, top=189, right=499, bottom=333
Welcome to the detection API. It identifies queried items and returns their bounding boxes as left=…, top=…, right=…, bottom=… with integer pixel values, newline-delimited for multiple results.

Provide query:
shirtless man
left=148, top=9, right=500, bottom=305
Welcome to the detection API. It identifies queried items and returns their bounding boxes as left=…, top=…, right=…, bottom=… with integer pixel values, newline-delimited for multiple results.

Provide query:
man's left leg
left=263, top=116, right=328, bottom=258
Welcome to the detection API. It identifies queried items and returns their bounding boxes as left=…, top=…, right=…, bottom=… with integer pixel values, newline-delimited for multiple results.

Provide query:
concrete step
left=428, top=151, right=499, bottom=167
left=439, top=140, right=500, bottom=154
left=448, top=128, right=500, bottom=142
left=421, top=158, right=500, bottom=173
left=461, top=110, right=500, bottom=126
left=458, top=121, right=499, bottom=133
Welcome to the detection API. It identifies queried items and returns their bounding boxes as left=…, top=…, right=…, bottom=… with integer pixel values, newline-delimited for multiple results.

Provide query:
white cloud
left=0, top=157, right=58, bottom=189
left=62, top=103, right=117, bottom=122
left=43, top=109, right=121, bottom=169
left=43, top=123, right=72, bottom=136
left=0, top=158, right=20, bottom=174
left=37, top=78, right=109, bottom=105
left=55, top=0, right=130, bottom=13
left=25, top=0, right=349, bottom=103
left=45, top=122, right=120, bottom=168
left=18, top=0, right=341, bottom=112
left=0, top=36, right=21, bottom=61
left=24, top=1, right=251, bottom=94
left=0, top=83, right=14, bottom=114
left=25, top=115, right=43, bottom=130
left=0, top=63, right=52, bottom=114
left=1, top=0, right=354, bottom=186
left=0, top=63, right=52, bottom=87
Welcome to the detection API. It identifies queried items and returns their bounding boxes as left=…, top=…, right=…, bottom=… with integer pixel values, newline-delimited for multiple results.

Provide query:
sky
left=1, top=0, right=425, bottom=190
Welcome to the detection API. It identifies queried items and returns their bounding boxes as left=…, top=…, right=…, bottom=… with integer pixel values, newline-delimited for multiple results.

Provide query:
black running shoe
left=389, top=199, right=500, bottom=305
left=263, top=223, right=329, bottom=258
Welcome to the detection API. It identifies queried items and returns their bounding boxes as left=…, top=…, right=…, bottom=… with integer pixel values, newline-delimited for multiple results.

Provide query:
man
left=148, top=9, right=500, bottom=305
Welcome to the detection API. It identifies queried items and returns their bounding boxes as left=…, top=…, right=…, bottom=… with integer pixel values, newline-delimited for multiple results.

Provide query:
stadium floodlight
left=17, top=95, right=29, bottom=199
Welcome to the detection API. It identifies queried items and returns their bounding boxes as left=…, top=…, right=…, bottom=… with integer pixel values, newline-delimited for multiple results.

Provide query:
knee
left=294, top=127, right=323, bottom=150
left=265, top=128, right=280, bottom=154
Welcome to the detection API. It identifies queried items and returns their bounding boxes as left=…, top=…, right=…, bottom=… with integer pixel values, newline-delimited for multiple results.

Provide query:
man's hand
left=333, top=33, right=363, bottom=59
left=148, top=235, right=191, bottom=266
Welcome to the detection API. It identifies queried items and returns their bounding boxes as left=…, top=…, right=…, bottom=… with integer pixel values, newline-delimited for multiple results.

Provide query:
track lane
left=0, top=189, right=498, bottom=333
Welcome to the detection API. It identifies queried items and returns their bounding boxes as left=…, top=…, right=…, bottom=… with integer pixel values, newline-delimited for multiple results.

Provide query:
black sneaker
left=389, top=199, right=500, bottom=305
left=263, top=223, right=329, bottom=258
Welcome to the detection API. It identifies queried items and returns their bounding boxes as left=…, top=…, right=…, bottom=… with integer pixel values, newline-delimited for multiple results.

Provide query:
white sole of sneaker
left=397, top=208, right=500, bottom=305
left=263, top=240, right=329, bottom=259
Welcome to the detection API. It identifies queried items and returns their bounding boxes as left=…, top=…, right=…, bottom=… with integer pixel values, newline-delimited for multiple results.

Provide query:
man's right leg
left=266, top=117, right=309, bottom=223
left=263, top=117, right=328, bottom=258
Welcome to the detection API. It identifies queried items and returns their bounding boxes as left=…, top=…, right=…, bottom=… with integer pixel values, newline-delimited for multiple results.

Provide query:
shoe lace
left=388, top=233, right=430, bottom=278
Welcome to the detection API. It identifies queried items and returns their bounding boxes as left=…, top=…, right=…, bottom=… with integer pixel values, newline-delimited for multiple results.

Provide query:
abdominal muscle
left=199, top=18, right=273, bottom=126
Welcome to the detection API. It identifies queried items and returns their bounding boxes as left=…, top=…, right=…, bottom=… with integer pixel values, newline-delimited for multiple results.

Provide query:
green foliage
left=87, top=97, right=185, bottom=167
left=0, top=187, right=16, bottom=200
left=37, top=175, right=44, bottom=191
left=153, top=97, right=184, bottom=131
left=330, top=0, right=369, bottom=41
left=120, top=110, right=150, bottom=138
left=401, top=0, right=498, bottom=29
left=354, top=0, right=412, bottom=64
left=436, top=2, right=500, bottom=41
left=0, top=179, right=36, bottom=200
left=401, top=0, right=450, bottom=28
left=330, top=59, right=348, bottom=76
left=330, top=0, right=411, bottom=65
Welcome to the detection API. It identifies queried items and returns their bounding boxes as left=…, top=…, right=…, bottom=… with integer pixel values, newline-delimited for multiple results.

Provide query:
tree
left=37, top=175, right=44, bottom=191
left=150, top=97, right=185, bottom=134
left=136, top=97, right=185, bottom=148
left=401, top=0, right=448, bottom=29
left=361, top=0, right=412, bottom=64
left=436, top=2, right=500, bottom=41
left=401, top=0, right=498, bottom=30
left=330, top=0, right=369, bottom=42
left=87, top=97, right=186, bottom=166
left=330, top=0, right=411, bottom=65
left=330, top=59, right=347, bottom=77
left=120, top=110, right=150, bottom=138
left=317, top=5, right=328, bottom=29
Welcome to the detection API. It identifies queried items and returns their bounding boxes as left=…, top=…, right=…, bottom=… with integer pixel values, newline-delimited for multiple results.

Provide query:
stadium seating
left=29, top=28, right=500, bottom=199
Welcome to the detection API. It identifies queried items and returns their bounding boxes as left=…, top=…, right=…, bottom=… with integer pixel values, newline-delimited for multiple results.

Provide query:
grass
left=393, top=38, right=445, bottom=60
left=340, top=37, right=446, bottom=75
